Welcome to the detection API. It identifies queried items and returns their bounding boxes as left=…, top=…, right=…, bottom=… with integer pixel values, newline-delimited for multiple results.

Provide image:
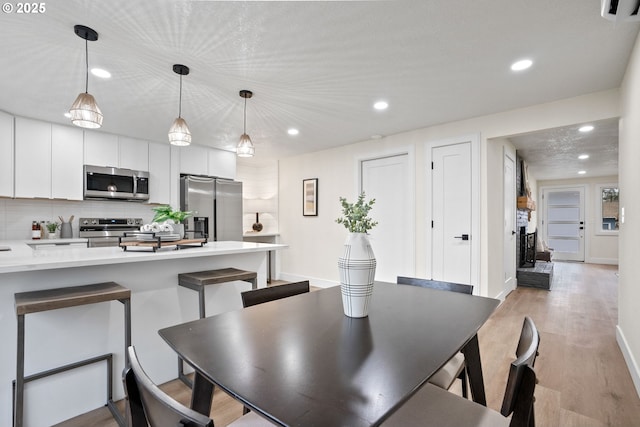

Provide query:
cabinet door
left=148, top=142, right=171, bottom=204
left=179, top=144, right=208, bottom=175
left=0, top=111, right=14, bottom=197
left=119, top=136, right=149, bottom=171
left=15, top=117, right=51, bottom=198
left=208, top=148, right=236, bottom=179
left=84, top=131, right=118, bottom=167
left=51, top=124, right=84, bottom=200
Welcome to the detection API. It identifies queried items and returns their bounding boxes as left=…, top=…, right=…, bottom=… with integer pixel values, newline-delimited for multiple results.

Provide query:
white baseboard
left=279, top=272, right=338, bottom=289
left=616, top=325, right=640, bottom=399
left=586, top=257, right=619, bottom=265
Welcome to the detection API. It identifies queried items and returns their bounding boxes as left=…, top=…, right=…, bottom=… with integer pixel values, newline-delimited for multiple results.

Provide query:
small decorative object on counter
left=336, top=192, right=378, bottom=318
left=31, top=221, right=40, bottom=240
left=45, top=221, right=60, bottom=239
left=59, top=216, right=74, bottom=239
left=150, top=205, right=192, bottom=238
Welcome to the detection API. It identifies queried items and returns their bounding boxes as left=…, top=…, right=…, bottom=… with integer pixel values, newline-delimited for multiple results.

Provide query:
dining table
left=158, top=281, right=500, bottom=427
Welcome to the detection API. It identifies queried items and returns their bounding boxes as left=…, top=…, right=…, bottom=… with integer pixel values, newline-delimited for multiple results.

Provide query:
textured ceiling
left=0, top=0, right=637, bottom=174
left=508, top=118, right=619, bottom=180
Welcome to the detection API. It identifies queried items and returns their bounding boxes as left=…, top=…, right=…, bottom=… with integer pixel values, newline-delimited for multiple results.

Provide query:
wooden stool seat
left=176, top=268, right=257, bottom=387
left=15, top=282, right=130, bottom=315
left=13, top=282, right=131, bottom=427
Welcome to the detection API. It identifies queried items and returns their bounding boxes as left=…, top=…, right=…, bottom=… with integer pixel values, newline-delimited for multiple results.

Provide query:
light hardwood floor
left=56, top=263, right=640, bottom=427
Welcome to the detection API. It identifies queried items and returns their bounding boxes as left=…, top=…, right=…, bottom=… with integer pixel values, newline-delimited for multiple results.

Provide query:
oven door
left=87, top=237, right=121, bottom=248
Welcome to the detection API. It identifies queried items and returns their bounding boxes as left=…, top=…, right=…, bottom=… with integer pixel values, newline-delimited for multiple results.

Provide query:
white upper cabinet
left=179, top=144, right=208, bottom=176
left=14, top=117, right=51, bottom=198
left=84, top=131, right=118, bottom=167
left=51, top=124, right=83, bottom=200
left=208, top=148, right=236, bottom=179
left=148, top=142, right=171, bottom=204
left=0, top=111, right=14, bottom=197
left=119, top=136, right=149, bottom=171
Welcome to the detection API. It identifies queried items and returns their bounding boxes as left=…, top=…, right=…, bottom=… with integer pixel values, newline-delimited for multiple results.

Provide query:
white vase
left=338, top=232, right=376, bottom=318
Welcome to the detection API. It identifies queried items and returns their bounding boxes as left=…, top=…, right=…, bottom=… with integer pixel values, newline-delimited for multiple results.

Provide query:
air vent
left=601, top=0, right=640, bottom=22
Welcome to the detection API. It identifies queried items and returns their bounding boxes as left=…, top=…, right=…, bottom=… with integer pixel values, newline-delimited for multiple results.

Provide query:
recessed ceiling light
left=579, top=125, right=594, bottom=132
left=373, top=101, right=388, bottom=110
left=578, top=154, right=589, bottom=160
left=91, top=68, right=111, bottom=78
left=578, top=170, right=587, bottom=175
left=287, top=128, right=299, bottom=136
left=510, top=59, right=533, bottom=71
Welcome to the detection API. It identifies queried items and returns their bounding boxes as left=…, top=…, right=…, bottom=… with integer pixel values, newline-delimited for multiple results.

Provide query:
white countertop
left=0, top=240, right=287, bottom=274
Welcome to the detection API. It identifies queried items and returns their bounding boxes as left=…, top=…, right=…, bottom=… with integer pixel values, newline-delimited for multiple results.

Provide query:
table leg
left=191, top=372, right=214, bottom=416
left=460, top=334, right=487, bottom=406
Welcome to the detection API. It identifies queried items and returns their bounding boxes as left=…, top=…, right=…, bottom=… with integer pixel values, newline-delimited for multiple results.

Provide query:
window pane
left=601, top=187, right=619, bottom=231
left=548, top=191, right=580, bottom=206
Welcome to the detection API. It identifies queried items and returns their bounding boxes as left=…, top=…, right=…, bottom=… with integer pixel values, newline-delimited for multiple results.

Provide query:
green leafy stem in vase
left=336, top=192, right=378, bottom=233
left=151, top=205, right=193, bottom=223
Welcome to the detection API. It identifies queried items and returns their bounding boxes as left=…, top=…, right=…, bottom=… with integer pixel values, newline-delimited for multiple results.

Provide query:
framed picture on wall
left=303, top=178, right=318, bottom=216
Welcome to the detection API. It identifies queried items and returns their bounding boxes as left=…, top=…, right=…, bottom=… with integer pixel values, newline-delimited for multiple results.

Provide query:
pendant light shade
left=69, top=25, right=103, bottom=129
left=237, top=90, right=255, bottom=157
left=168, top=64, right=192, bottom=146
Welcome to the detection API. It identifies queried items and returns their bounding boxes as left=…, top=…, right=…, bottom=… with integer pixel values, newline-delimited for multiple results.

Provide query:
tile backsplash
left=0, top=198, right=157, bottom=240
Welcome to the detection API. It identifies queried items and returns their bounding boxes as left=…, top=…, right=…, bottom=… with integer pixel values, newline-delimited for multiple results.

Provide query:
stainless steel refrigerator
left=180, top=175, right=243, bottom=241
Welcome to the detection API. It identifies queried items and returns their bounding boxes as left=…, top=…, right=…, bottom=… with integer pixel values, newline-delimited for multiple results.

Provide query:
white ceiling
left=0, top=1, right=638, bottom=174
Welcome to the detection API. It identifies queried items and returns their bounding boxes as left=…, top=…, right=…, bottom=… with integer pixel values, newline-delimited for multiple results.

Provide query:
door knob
left=454, top=234, right=470, bottom=241
left=511, top=230, right=516, bottom=235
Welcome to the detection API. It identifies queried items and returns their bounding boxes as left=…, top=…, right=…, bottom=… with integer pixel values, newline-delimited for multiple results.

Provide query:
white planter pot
left=338, top=232, right=376, bottom=318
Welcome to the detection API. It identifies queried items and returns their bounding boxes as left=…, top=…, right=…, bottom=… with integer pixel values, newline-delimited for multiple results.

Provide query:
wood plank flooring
left=55, top=263, right=640, bottom=427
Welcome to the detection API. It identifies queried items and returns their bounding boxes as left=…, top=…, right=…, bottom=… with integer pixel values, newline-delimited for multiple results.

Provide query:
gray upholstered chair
left=124, top=346, right=273, bottom=427
left=383, top=316, right=540, bottom=427
left=397, top=276, right=473, bottom=398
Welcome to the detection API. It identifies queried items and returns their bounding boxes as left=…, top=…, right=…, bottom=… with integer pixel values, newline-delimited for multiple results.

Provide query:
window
left=597, top=184, right=619, bottom=235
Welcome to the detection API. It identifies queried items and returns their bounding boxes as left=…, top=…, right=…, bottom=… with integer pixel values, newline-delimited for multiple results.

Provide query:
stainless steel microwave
left=83, top=165, right=150, bottom=201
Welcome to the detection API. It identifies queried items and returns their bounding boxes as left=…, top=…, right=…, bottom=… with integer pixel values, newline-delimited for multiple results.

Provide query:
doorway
left=504, top=150, right=517, bottom=293
left=540, top=186, right=586, bottom=262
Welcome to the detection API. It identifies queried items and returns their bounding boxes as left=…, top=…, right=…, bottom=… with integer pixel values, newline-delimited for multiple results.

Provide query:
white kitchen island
left=0, top=240, right=287, bottom=427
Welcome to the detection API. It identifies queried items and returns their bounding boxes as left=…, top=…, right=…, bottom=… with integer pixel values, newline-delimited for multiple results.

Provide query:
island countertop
left=0, top=240, right=287, bottom=274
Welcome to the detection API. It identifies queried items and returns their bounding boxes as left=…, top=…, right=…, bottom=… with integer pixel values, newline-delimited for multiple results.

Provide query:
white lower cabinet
left=0, top=111, right=14, bottom=197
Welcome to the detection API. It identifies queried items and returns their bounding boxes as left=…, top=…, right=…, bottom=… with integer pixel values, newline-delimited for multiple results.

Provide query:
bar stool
left=13, top=282, right=131, bottom=427
left=177, top=268, right=257, bottom=386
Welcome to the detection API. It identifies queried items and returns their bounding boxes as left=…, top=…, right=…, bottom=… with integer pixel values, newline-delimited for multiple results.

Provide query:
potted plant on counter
left=335, top=192, right=378, bottom=318
left=150, top=205, right=192, bottom=238
left=45, top=221, right=59, bottom=239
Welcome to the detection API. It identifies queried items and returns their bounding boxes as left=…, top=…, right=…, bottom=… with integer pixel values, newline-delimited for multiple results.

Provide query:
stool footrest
left=14, top=353, right=113, bottom=385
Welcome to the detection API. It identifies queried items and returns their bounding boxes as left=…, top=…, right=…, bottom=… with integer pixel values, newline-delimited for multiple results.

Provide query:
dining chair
left=396, top=276, right=473, bottom=398
left=241, top=280, right=310, bottom=308
left=383, top=316, right=540, bottom=427
left=124, top=346, right=273, bottom=427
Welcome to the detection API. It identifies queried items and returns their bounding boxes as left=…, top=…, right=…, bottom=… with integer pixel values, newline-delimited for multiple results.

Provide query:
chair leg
left=459, top=368, right=468, bottom=399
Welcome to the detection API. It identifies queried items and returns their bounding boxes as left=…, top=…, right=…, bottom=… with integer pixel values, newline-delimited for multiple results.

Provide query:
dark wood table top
left=159, top=282, right=499, bottom=427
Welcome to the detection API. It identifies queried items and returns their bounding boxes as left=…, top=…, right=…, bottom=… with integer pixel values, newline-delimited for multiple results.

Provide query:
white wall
left=278, top=89, right=621, bottom=295
left=618, top=31, right=640, bottom=397
left=537, top=175, right=619, bottom=265
left=236, top=159, right=279, bottom=234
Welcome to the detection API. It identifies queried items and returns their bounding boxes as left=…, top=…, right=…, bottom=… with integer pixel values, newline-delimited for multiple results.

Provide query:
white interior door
left=504, top=151, right=516, bottom=292
left=361, top=154, right=414, bottom=282
left=542, top=187, right=585, bottom=261
left=432, top=143, right=472, bottom=284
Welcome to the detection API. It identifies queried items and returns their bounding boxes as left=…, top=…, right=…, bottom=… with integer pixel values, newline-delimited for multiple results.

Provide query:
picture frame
left=303, top=178, right=318, bottom=216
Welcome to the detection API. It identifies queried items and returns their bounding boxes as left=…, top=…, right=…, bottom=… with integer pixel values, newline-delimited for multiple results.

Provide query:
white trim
left=279, top=272, right=338, bottom=289
left=503, top=146, right=517, bottom=297
left=616, top=325, right=640, bottom=399
left=585, top=257, right=619, bottom=265
left=424, top=133, right=481, bottom=294
left=494, top=285, right=515, bottom=302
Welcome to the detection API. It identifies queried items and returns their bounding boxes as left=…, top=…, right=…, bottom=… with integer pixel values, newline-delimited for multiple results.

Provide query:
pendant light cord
left=84, top=39, right=89, bottom=94
left=243, top=96, right=247, bottom=133
left=178, top=74, right=183, bottom=118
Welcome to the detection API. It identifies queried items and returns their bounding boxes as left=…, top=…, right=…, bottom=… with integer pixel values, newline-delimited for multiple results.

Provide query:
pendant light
left=237, top=90, right=255, bottom=157
left=168, top=64, right=192, bottom=146
left=69, top=25, right=103, bottom=129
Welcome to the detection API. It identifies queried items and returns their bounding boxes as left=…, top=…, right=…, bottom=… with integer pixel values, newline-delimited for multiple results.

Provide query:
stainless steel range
left=79, top=217, right=144, bottom=247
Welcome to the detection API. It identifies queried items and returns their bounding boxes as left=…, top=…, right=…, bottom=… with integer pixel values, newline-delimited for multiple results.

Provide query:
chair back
left=123, top=346, right=214, bottom=427
left=241, top=281, right=310, bottom=308
left=500, top=316, right=540, bottom=426
left=396, top=276, right=473, bottom=295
